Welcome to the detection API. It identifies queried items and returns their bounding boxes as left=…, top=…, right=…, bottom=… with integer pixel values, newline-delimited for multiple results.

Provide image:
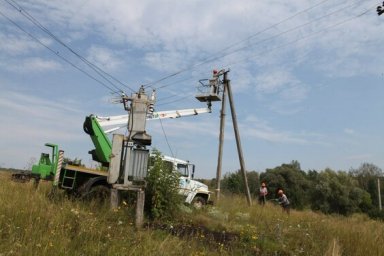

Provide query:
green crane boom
left=83, top=115, right=112, bottom=167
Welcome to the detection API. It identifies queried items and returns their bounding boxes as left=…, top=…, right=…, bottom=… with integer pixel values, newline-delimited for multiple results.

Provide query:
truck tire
left=192, top=196, right=206, bottom=209
left=81, top=185, right=110, bottom=202
left=79, top=176, right=110, bottom=202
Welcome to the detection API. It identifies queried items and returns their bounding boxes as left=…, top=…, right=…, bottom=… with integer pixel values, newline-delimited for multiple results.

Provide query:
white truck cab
left=155, top=155, right=211, bottom=208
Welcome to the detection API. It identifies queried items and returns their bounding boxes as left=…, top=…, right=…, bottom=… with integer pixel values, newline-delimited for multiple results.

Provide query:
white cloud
left=242, top=115, right=326, bottom=145
left=344, top=128, right=355, bottom=135
left=253, top=69, right=309, bottom=113
left=144, top=51, right=187, bottom=73
left=0, top=57, right=62, bottom=72
left=86, top=46, right=124, bottom=72
left=0, top=88, right=88, bottom=169
left=1, top=0, right=383, bottom=175
left=255, top=70, right=293, bottom=94
left=0, top=29, right=63, bottom=71
left=5, top=0, right=382, bottom=80
left=345, top=153, right=372, bottom=161
left=0, top=91, right=80, bottom=119
left=0, top=33, right=41, bottom=55
left=23, top=57, right=62, bottom=71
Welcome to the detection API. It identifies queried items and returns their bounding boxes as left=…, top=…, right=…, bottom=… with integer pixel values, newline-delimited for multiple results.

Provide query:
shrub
left=144, top=150, right=183, bottom=220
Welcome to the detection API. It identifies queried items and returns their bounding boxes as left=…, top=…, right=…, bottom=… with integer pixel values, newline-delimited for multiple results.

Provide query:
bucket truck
left=14, top=106, right=212, bottom=205
left=14, top=70, right=224, bottom=205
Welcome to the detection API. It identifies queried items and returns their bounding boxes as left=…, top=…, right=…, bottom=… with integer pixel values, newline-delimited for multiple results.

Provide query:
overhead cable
left=150, top=0, right=367, bottom=103
left=143, top=0, right=339, bottom=89
left=222, top=4, right=374, bottom=69
left=5, top=0, right=135, bottom=93
left=158, top=118, right=175, bottom=158
left=0, top=10, right=120, bottom=94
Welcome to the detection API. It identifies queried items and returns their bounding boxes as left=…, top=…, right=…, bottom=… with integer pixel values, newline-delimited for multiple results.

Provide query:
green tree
left=350, top=163, right=383, bottom=188
left=221, top=171, right=242, bottom=194
left=350, top=163, right=383, bottom=209
left=308, top=168, right=372, bottom=215
left=221, top=170, right=260, bottom=196
left=261, top=161, right=310, bottom=209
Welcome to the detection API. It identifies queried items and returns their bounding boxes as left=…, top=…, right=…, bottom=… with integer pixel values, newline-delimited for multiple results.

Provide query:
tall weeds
left=1, top=171, right=383, bottom=255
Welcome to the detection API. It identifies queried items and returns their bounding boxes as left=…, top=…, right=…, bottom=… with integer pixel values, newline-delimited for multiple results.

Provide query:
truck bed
left=64, top=164, right=108, bottom=177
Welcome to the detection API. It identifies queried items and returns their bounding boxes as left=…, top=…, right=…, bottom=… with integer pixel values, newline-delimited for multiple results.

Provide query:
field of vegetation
left=1, top=170, right=383, bottom=256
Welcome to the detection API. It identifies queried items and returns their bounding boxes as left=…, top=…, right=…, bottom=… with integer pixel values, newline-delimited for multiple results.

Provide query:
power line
left=3, top=0, right=373, bottom=105
left=221, top=4, right=374, bottom=69
left=194, top=0, right=364, bottom=71
left=150, top=0, right=367, bottom=104
left=5, top=0, right=129, bottom=92
left=143, top=0, right=350, bottom=89
left=158, top=118, right=174, bottom=158
left=193, top=0, right=367, bottom=72
left=0, top=9, right=120, bottom=94
left=156, top=94, right=196, bottom=107
left=4, top=0, right=135, bottom=93
left=199, top=0, right=332, bottom=61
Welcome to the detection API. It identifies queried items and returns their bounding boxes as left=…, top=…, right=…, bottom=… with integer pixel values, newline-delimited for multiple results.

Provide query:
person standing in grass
left=277, top=189, right=290, bottom=214
left=258, top=182, right=268, bottom=205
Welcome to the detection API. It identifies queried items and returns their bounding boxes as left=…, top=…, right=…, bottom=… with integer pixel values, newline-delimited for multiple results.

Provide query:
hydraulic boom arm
left=84, top=107, right=211, bottom=166
left=95, top=107, right=211, bottom=133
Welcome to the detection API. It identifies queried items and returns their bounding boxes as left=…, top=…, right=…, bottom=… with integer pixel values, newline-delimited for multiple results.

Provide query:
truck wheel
left=192, top=196, right=206, bottom=209
left=82, top=185, right=110, bottom=202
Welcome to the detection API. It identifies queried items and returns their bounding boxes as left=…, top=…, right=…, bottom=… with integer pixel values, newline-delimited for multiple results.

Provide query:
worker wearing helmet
left=258, top=182, right=268, bottom=205
left=277, top=189, right=290, bottom=214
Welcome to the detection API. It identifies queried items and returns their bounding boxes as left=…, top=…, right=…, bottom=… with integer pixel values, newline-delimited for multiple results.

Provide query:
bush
left=367, top=208, right=384, bottom=220
left=144, top=150, right=183, bottom=220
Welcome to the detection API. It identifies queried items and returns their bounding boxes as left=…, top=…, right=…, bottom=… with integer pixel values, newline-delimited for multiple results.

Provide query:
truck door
left=177, top=163, right=191, bottom=196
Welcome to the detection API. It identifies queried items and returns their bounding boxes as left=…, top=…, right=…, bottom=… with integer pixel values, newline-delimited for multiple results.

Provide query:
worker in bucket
left=277, top=189, right=290, bottom=214
left=258, top=182, right=268, bottom=205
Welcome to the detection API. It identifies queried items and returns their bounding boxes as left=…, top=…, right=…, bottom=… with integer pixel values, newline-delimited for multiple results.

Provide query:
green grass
left=1, top=170, right=383, bottom=255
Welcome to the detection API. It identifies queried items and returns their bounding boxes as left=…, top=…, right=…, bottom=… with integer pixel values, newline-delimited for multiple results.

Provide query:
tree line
left=204, top=161, right=384, bottom=219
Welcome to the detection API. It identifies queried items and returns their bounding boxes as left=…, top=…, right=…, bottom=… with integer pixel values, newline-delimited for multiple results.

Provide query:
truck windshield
left=177, top=164, right=189, bottom=177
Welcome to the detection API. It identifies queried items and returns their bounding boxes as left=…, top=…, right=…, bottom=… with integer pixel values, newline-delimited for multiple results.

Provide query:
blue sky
left=0, top=0, right=383, bottom=178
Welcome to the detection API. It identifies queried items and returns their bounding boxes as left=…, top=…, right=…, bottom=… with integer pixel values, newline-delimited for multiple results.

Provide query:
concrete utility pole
left=215, top=79, right=227, bottom=202
left=196, top=70, right=252, bottom=206
left=378, top=178, right=382, bottom=211
left=212, top=70, right=252, bottom=206
left=224, top=73, right=252, bottom=206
